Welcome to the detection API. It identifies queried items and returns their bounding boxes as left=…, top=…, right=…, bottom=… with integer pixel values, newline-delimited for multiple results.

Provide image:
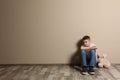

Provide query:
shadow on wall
left=69, top=38, right=83, bottom=67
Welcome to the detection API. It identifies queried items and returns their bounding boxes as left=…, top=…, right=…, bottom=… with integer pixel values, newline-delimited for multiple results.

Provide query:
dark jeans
left=80, top=50, right=96, bottom=67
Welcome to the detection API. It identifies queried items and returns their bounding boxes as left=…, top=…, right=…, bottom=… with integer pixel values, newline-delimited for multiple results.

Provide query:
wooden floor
left=0, top=64, right=120, bottom=80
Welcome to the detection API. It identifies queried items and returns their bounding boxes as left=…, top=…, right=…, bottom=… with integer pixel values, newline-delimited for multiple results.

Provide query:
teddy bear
left=97, top=53, right=111, bottom=68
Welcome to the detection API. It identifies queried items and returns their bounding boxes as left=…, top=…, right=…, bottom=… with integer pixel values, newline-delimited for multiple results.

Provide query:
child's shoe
left=89, top=66, right=95, bottom=75
left=81, top=66, right=88, bottom=75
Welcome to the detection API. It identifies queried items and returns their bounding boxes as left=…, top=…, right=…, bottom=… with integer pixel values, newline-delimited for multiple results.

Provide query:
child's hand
left=90, top=46, right=97, bottom=50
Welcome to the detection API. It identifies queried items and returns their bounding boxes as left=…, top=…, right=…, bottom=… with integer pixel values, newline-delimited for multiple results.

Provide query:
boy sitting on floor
left=80, top=35, right=97, bottom=75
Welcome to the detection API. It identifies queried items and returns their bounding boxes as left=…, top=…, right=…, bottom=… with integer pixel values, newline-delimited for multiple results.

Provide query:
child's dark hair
left=82, top=35, right=90, bottom=41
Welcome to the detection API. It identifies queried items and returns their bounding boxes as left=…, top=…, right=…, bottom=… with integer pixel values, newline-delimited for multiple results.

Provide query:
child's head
left=82, top=35, right=91, bottom=47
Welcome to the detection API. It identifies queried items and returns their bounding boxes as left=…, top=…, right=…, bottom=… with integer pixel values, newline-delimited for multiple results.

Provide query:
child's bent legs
left=80, top=50, right=87, bottom=67
left=89, top=50, right=96, bottom=67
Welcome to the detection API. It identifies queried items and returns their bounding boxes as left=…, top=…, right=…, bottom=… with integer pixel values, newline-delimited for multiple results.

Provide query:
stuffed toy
left=97, top=53, right=111, bottom=68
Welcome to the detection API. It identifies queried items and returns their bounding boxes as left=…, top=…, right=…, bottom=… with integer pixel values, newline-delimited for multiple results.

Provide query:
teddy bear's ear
left=97, top=53, right=104, bottom=58
left=103, top=53, right=107, bottom=58
left=97, top=53, right=101, bottom=57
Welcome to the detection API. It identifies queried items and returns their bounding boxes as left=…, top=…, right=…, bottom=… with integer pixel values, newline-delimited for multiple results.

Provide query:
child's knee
left=90, top=49, right=96, bottom=53
left=81, top=50, right=86, bottom=54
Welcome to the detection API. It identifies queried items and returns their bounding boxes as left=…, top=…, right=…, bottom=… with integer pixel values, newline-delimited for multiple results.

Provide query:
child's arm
left=80, top=46, right=97, bottom=50
left=80, top=46, right=91, bottom=50
left=90, top=46, right=97, bottom=50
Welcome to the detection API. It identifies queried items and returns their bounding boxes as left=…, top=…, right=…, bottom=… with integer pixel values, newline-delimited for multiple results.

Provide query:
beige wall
left=0, top=0, right=120, bottom=64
